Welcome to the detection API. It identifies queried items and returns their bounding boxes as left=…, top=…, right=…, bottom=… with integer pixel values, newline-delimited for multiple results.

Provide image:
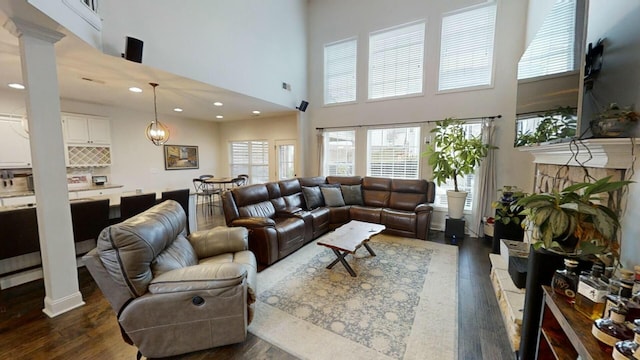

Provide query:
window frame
left=229, top=140, right=269, bottom=184
left=368, top=20, right=426, bottom=101
left=322, top=129, right=357, bottom=177
left=324, top=37, right=358, bottom=105
left=438, top=3, right=497, bottom=93
left=366, top=126, right=421, bottom=180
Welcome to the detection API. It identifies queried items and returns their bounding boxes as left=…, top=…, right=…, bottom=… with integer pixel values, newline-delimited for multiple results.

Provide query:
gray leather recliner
left=83, top=200, right=257, bottom=358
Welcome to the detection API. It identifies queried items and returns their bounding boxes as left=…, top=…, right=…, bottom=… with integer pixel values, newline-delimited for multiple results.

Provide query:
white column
left=5, top=18, right=84, bottom=317
left=296, top=111, right=308, bottom=176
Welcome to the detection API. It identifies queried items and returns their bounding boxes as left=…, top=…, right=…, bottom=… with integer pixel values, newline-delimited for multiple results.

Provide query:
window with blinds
left=518, top=0, right=576, bottom=80
left=367, top=127, right=420, bottom=179
left=324, top=39, right=357, bottom=104
left=432, top=123, right=482, bottom=210
left=438, top=4, right=497, bottom=91
left=229, top=140, right=269, bottom=184
left=368, top=22, right=425, bottom=100
left=323, top=130, right=356, bottom=176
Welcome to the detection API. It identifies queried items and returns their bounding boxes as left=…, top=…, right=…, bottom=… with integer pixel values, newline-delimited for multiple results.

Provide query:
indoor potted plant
left=515, top=176, right=631, bottom=259
left=590, top=103, right=639, bottom=138
left=424, top=118, right=495, bottom=219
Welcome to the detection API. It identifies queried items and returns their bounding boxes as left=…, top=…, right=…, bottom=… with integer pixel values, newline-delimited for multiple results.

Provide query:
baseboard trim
left=42, top=291, right=85, bottom=318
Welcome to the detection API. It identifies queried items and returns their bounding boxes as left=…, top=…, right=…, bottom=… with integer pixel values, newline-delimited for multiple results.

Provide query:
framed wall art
left=164, top=145, right=199, bottom=170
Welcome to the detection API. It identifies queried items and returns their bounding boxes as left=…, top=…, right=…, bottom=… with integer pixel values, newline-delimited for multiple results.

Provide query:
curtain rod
left=315, top=114, right=502, bottom=130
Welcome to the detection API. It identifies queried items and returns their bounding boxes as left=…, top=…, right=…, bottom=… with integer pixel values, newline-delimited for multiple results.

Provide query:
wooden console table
left=537, top=286, right=612, bottom=359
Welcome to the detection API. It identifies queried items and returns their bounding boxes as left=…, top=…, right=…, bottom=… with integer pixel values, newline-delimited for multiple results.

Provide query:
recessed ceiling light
left=8, top=83, right=25, bottom=90
left=173, top=108, right=183, bottom=112
left=252, top=110, right=261, bottom=115
left=129, top=87, right=143, bottom=93
left=213, top=102, right=223, bottom=107
left=216, top=115, right=224, bottom=119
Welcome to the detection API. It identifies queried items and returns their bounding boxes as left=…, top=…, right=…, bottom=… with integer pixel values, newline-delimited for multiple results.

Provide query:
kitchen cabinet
left=62, top=114, right=111, bottom=145
left=0, top=115, right=32, bottom=168
left=62, top=114, right=112, bottom=167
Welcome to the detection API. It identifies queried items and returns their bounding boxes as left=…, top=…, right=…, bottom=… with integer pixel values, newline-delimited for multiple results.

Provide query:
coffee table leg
left=327, top=249, right=357, bottom=277
left=363, top=242, right=376, bottom=256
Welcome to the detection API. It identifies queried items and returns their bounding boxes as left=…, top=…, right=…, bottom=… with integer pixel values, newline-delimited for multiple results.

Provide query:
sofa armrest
left=415, top=204, right=434, bottom=213
left=230, top=217, right=276, bottom=228
left=148, top=262, right=246, bottom=294
left=188, top=226, right=248, bottom=258
left=276, top=206, right=303, bottom=218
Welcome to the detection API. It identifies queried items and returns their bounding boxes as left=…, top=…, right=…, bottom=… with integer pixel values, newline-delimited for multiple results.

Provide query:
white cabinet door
left=62, top=115, right=110, bottom=145
left=0, top=117, right=32, bottom=168
left=63, top=115, right=90, bottom=144
left=2, top=195, right=36, bottom=206
left=87, top=117, right=111, bottom=144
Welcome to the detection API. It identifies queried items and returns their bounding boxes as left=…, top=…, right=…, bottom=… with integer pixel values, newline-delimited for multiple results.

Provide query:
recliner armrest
left=188, top=226, right=248, bottom=258
left=148, top=262, right=246, bottom=294
left=415, top=204, right=434, bottom=213
left=276, top=206, right=303, bottom=217
left=230, top=217, right=276, bottom=228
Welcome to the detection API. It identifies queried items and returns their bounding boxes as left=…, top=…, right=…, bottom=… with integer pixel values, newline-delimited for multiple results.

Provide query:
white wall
left=306, top=0, right=534, bottom=233
left=216, top=114, right=298, bottom=181
left=99, top=0, right=308, bottom=110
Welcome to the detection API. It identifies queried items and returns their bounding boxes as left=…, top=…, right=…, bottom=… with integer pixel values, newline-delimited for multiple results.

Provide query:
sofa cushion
left=381, top=208, right=416, bottom=232
left=328, top=206, right=351, bottom=225
left=341, top=184, right=364, bottom=205
left=350, top=206, right=382, bottom=223
left=389, top=192, right=426, bottom=212
left=301, top=186, right=324, bottom=210
left=321, top=186, right=345, bottom=207
left=327, top=176, right=362, bottom=185
left=239, top=200, right=276, bottom=219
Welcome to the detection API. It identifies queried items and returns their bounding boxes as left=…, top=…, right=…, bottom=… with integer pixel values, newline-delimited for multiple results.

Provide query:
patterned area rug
left=249, top=234, right=458, bottom=360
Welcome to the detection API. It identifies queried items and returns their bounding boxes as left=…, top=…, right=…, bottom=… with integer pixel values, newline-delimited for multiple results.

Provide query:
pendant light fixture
left=145, top=82, right=170, bottom=146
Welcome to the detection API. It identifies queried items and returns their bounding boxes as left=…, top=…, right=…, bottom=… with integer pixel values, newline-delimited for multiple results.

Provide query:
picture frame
left=164, top=145, right=199, bottom=170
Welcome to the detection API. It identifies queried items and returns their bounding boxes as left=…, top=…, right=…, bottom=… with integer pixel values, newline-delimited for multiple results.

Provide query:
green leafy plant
left=516, top=176, right=632, bottom=258
left=492, top=187, right=526, bottom=225
left=515, top=106, right=577, bottom=147
left=424, top=118, right=495, bottom=191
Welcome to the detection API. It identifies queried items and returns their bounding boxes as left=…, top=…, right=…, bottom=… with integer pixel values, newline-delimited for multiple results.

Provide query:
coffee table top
left=317, top=220, right=385, bottom=253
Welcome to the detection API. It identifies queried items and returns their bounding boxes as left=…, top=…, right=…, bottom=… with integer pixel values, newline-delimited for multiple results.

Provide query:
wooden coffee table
left=317, top=220, right=385, bottom=277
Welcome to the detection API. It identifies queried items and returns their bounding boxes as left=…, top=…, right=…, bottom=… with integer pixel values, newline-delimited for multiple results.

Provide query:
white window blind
left=518, top=0, right=576, bottom=80
left=367, top=127, right=420, bottom=179
left=438, top=4, right=496, bottom=91
left=230, top=140, right=269, bottom=184
left=368, top=22, right=425, bottom=99
left=433, top=123, right=482, bottom=210
left=323, top=130, right=356, bottom=176
left=324, top=39, right=357, bottom=104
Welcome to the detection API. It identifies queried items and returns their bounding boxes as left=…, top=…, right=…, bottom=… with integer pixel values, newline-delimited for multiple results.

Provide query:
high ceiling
left=0, top=13, right=293, bottom=122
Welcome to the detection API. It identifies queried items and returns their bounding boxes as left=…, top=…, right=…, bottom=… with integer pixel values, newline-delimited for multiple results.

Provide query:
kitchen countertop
left=0, top=184, right=123, bottom=199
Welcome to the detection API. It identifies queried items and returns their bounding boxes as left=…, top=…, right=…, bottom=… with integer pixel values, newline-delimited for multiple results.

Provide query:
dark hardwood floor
left=0, top=208, right=514, bottom=360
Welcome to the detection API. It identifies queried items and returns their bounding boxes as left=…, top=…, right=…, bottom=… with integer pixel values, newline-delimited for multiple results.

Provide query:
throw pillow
left=341, top=184, right=364, bottom=205
left=321, top=186, right=346, bottom=207
left=301, top=186, right=324, bottom=210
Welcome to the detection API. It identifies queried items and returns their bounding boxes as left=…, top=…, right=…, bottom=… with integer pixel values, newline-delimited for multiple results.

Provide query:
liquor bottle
left=575, top=263, right=608, bottom=320
left=592, top=306, right=634, bottom=346
left=633, top=265, right=640, bottom=295
left=605, top=280, right=640, bottom=321
left=612, top=319, right=640, bottom=360
left=551, top=258, right=579, bottom=302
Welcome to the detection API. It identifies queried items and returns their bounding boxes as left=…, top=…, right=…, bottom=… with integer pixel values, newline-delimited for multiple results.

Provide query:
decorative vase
left=590, top=117, right=639, bottom=138
left=446, top=190, right=468, bottom=219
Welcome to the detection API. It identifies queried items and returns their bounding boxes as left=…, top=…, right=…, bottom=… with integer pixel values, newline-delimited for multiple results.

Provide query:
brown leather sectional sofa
left=221, top=176, right=436, bottom=266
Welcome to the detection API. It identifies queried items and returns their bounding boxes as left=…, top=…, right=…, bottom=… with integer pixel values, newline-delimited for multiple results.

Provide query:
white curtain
left=472, top=118, right=497, bottom=236
left=317, top=129, right=325, bottom=175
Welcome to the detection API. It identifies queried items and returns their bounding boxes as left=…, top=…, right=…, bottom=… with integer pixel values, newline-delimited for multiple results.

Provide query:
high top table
left=317, top=220, right=385, bottom=277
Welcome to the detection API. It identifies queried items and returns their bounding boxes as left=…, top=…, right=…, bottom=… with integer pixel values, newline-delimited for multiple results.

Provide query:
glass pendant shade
left=146, top=82, right=170, bottom=146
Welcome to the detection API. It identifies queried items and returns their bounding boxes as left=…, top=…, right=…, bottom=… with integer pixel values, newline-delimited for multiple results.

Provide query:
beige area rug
left=248, top=234, right=459, bottom=360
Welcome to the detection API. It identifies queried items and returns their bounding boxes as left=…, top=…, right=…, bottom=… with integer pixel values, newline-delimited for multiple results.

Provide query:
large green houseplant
left=424, top=118, right=495, bottom=219
left=515, top=176, right=632, bottom=259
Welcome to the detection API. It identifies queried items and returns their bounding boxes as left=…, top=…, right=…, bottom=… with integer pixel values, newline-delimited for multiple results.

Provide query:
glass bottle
left=633, top=265, right=640, bottom=296
left=613, top=320, right=640, bottom=359
left=592, top=306, right=634, bottom=346
left=551, top=258, right=579, bottom=302
left=575, top=263, right=608, bottom=320
left=605, top=280, right=640, bottom=321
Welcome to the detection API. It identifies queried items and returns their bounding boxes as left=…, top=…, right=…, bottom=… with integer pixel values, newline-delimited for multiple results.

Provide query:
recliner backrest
left=362, top=177, right=391, bottom=207
left=389, top=179, right=429, bottom=211
left=96, top=200, right=188, bottom=297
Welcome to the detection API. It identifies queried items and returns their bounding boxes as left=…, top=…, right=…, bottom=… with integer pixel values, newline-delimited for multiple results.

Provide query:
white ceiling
left=0, top=17, right=294, bottom=122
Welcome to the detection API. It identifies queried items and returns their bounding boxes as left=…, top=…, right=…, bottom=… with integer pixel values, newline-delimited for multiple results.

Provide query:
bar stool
left=119, top=193, right=157, bottom=222
left=160, top=189, right=190, bottom=234
left=70, top=199, right=110, bottom=255
left=193, top=178, right=220, bottom=215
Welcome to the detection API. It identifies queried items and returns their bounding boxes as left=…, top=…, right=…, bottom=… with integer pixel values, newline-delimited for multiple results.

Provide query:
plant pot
left=446, top=190, right=468, bottom=219
left=590, top=117, right=639, bottom=138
